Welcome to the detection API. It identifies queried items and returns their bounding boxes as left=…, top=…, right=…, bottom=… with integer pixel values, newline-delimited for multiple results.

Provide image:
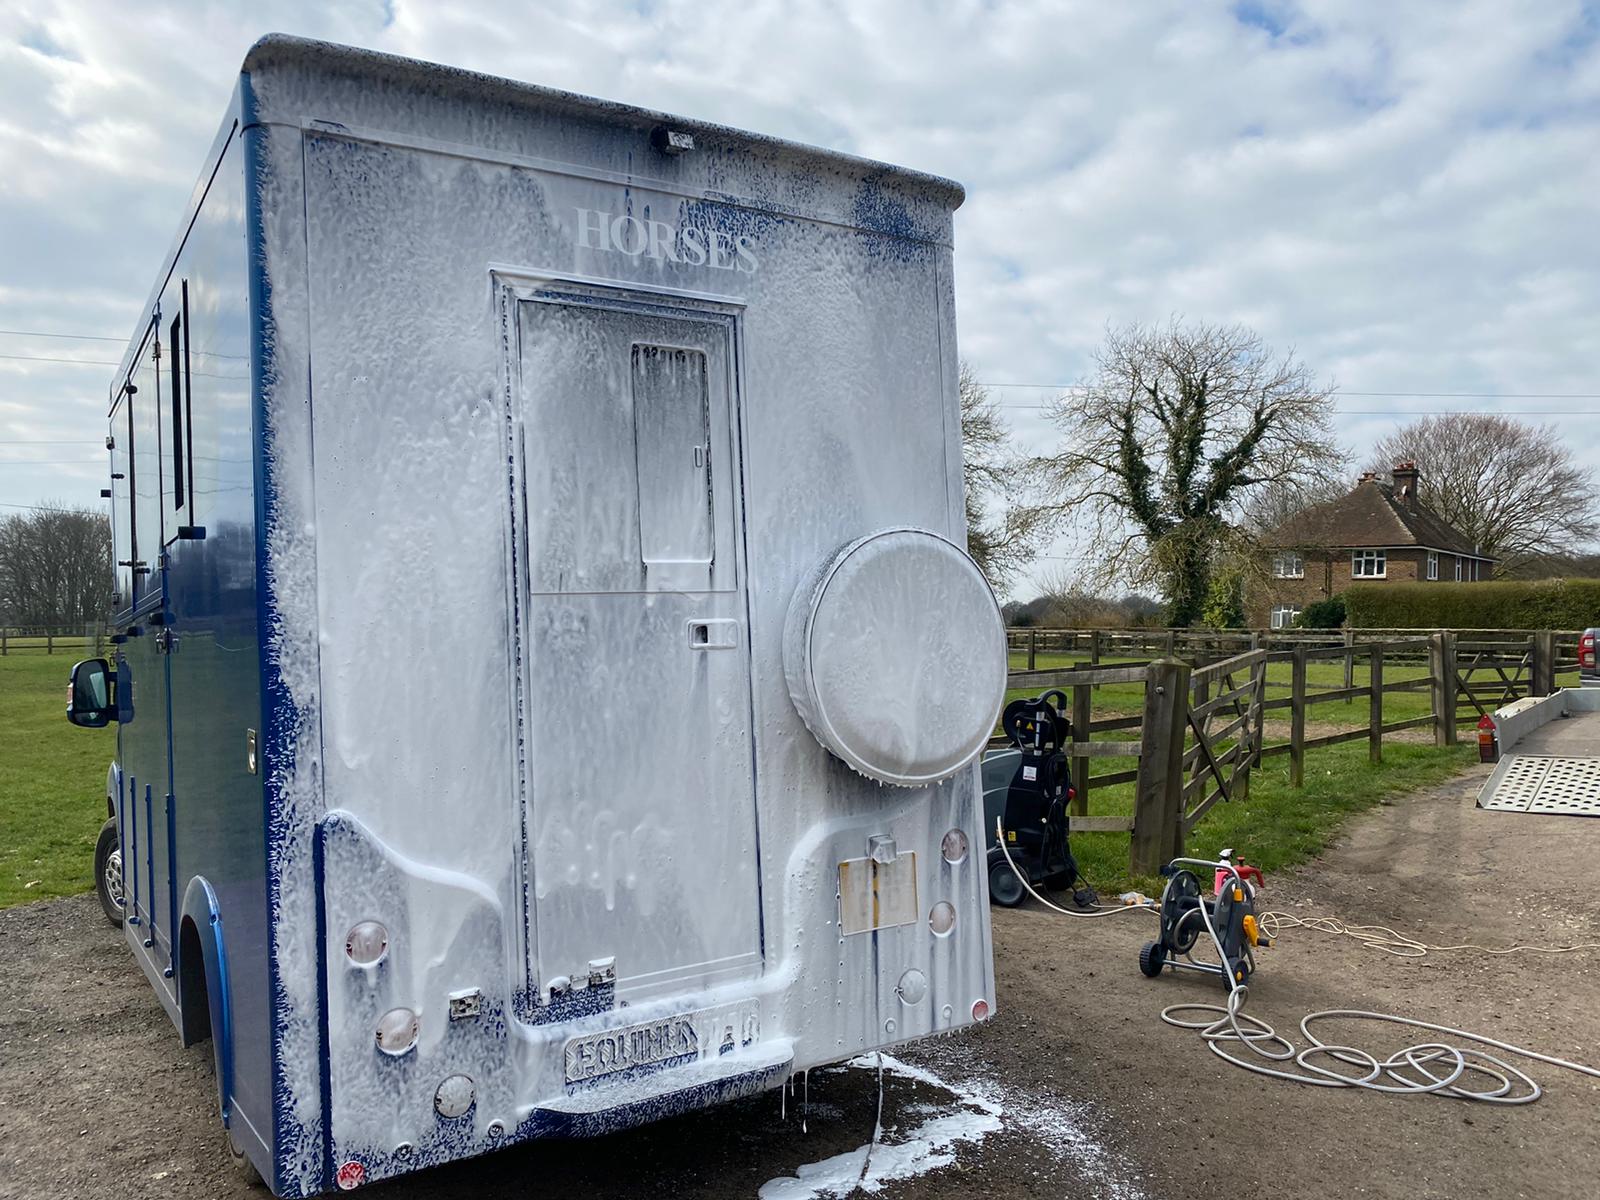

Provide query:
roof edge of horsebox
left=239, top=34, right=966, bottom=238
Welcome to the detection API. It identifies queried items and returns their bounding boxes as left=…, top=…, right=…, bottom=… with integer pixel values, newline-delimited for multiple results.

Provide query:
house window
left=1427, top=551, right=1438, bottom=581
left=1273, top=552, right=1304, bottom=579
left=1352, top=550, right=1386, bottom=578
left=1455, top=557, right=1463, bottom=582
left=1270, top=605, right=1301, bottom=630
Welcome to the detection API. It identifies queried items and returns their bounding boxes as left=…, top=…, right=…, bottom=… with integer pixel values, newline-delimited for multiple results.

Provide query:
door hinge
left=155, top=628, right=179, bottom=655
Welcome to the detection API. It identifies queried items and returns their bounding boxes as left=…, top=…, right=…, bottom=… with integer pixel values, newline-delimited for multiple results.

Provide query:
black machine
left=1138, top=857, right=1271, bottom=987
left=983, top=691, right=1094, bottom=908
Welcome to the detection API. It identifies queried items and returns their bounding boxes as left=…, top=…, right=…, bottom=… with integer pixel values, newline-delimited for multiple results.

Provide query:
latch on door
left=688, top=619, right=739, bottom=650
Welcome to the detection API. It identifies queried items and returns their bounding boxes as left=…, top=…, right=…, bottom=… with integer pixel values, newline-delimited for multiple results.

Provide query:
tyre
left=229, top=1135, right=265, bottom=1187
left=94, top=818, right=124, bottom=928
left=1138, top=941, right=1166, bottom=978
left=987, top=858, right=1027, bottom=907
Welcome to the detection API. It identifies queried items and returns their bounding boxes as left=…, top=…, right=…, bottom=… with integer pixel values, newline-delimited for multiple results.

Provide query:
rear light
left=1580, top=634, right=1595, bottom=670
left=344, top=921, right=389, bottom=966
left=971, top=998, right=991, bottom=1021
left=897, top=969, right=928, bottom=1004
left=336, top=1161, right=366, bottom=1190
left=929, top=901, right=956, bottom=936
left=375, top=1007, right=419, bottom=1056
left=940, top=828, right=969, bottom=865
left=434, top=1074, right=476, bottom=1119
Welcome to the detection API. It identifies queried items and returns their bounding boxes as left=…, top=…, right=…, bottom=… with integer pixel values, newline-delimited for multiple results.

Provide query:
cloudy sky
left=2, top=0, right=1597, bottom=597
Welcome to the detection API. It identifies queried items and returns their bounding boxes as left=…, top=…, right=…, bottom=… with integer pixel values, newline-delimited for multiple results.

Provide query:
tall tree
left=1036, top=320, right=1340, bottom=625
left=0, top=504, right=112, bottom=629
left=960, top=363, right=1047, bottom=592
left=1367, top=415, right=1598, bottom=575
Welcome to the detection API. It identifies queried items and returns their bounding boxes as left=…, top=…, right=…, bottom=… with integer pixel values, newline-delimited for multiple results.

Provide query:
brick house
left=1251, top=462, right=1496, bottom=628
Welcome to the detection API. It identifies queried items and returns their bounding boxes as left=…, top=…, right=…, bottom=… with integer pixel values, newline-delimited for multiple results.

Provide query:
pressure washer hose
left=993, top=822, right=1600, bottom=1103
left=1158, top=880, right=1600, bottom=1104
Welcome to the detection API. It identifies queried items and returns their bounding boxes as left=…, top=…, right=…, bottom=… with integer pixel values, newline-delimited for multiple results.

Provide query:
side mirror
left=67, top=658, right=117, bottom=728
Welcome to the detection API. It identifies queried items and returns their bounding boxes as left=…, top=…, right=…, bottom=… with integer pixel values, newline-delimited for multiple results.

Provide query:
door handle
left=688, top=619, right=738, bottom=650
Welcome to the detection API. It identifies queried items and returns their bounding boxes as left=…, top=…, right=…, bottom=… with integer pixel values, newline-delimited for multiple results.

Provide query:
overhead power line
left=0, top=328, right=124, bottom=342
left=0, top=352, right=121, bottom=366
left=980, top=382, right=1600, bottom=398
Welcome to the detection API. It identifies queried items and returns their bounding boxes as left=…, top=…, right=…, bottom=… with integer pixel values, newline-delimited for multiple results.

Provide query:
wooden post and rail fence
left=1002, top=626, right=1577, bottom=876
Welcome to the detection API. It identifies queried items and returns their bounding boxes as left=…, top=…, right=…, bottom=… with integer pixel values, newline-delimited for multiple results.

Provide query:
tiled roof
left=1264, top=479, right=1492, bottom=559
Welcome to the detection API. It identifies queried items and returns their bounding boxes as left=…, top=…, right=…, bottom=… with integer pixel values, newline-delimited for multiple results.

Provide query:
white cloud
left=1, top=0, right=1596, bottom=594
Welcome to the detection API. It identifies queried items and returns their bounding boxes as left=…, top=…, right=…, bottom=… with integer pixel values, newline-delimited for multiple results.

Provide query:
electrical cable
left=995, top=817, right=1158, bottom=919
left=1154, top=871, right=1600, bottom=1104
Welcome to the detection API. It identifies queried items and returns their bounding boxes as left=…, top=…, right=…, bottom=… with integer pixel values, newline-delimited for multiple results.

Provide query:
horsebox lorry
left=64, top=34, right=1007, bottom=1196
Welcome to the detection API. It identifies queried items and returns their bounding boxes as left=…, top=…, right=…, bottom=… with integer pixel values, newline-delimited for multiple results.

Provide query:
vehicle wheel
left=1138, top=941, right=1166, bottom=978
left=94, top=818, right=124, bottom=928
left=229, top=1134, right=265, bottom=1187
left=987, top=859, right=1027, bottom=907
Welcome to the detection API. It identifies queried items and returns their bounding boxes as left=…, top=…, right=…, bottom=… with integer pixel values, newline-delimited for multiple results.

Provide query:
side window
left=129, top=324, right=162, bottom=601
left=110, top=393, right=133, bottom=609
left=168, top=304, right=186, bottom=513
left=632, top=344, right=712, bottom=588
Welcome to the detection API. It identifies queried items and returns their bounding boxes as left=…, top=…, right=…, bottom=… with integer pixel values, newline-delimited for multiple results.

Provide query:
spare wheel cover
left=784, top=527, right=1008, bottom=786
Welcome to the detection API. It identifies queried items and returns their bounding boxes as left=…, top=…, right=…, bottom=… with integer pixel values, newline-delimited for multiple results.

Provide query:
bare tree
left=1367, top=415, right=1598, bottom=575
left=1034, top=320, right=1341, bottom=625
left=961, top=363, right=1048, bottom=592
left=1238, top=475, right=1348, bottom=536
left=0, top=503, right=112, bottom=629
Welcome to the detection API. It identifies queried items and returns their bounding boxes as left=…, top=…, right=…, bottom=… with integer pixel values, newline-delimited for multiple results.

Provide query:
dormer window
left=1352, top=550, right=1386, bottom=578
left=1273, top=552, right=1304, bottom=579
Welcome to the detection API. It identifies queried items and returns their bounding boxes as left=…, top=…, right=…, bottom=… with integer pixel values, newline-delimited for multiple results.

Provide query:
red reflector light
left=336, top=1161, right=366, bottom=1190
left=1581, top=635, right=1595, bottom=669
left=971, top=998, right=991, bottom=1022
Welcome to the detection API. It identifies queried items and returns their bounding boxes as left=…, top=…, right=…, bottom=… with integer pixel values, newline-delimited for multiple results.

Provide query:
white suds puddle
left=758, top=1052, right=1146, bottom=1200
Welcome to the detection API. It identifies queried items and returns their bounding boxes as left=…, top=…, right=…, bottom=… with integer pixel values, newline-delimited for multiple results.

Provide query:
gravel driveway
left=3, top=760, right=1596, bottom=1200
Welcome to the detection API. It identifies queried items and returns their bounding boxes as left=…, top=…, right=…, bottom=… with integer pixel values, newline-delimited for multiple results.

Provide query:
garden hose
left=1159, top=887, right=1600, bottom=1104
left=993, top=825, right=1600, bottom=1102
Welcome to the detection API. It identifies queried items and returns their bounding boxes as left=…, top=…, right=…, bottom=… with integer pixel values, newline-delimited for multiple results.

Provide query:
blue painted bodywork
left=103, top=80, right=277, bottom=1186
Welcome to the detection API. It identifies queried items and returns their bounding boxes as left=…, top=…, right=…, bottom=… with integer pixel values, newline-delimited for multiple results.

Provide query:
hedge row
left=1344, top=578, right=1600, bottom=630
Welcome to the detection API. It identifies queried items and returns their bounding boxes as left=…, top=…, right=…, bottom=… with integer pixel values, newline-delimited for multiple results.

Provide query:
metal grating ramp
left=1478, top=755, right=1600, bottom=816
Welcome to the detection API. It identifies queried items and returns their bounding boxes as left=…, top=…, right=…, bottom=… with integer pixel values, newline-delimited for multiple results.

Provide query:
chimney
left=1358, top=471, right=1376, bottom=483
left=1392, top=461, right=1420, bottom=510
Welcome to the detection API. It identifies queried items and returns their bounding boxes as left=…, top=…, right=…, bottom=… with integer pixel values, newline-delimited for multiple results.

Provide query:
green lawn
left=0, top=651, right=115, bottom=908
left=1003, top=649, right=1487, bottom=895
left=0, top=640, right=1500, bottom=912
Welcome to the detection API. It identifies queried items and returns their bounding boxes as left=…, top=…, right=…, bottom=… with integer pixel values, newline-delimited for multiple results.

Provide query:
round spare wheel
left=784, top=527, right=1008, bottom=787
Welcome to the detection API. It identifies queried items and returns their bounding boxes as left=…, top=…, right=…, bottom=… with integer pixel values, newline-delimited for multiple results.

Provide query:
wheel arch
left=179, top=875, right=235, bottom=1124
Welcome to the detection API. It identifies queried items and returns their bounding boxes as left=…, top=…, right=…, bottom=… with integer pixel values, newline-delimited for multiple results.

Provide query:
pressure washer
left=1138, top=854, right=1271, bottom=988
left=984, top=690, right=1096, bottom=908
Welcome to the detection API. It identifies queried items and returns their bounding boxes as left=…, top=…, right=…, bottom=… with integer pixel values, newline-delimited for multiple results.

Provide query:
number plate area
left=564, top=1000, right=761, bottom=1086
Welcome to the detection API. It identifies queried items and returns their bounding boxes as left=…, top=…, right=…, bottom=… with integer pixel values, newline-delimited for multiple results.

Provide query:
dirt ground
left=3, top=757, right=1598, bottom=1200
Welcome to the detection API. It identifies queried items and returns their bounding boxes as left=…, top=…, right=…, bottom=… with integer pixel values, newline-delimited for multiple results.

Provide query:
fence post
left=1532, top=630, right=1555, bottom=697
left=1289, top=645, right=1308, bottom=787
left=1369, top=644, right=1384, bottom=765
left=1071, top=684, right=1091, bottom=817
left=1344, top=629, right=1355, bottom=703
left=46, top=630, right=53, bottom=655
left=1430, top=631, right=1459, bottom=746
left=1027, top=630, right=1038, bottom=671
left=1132, top=658, right=1190, bottom=877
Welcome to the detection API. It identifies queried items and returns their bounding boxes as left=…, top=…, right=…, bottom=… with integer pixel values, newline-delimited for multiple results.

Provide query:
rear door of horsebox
left=507, top=283, right=761, bottom=1006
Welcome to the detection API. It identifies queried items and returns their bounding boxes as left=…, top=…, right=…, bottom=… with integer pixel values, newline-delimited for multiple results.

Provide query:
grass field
left=1, top=651, right=115, bottom=908
left=1003, top=649, right=1494, bottom=895
left=0, top=641, right=1488, bottom=912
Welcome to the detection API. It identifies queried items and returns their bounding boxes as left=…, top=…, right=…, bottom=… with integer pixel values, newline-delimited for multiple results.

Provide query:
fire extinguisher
left=1477, top=714, right=1498, bottom=763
